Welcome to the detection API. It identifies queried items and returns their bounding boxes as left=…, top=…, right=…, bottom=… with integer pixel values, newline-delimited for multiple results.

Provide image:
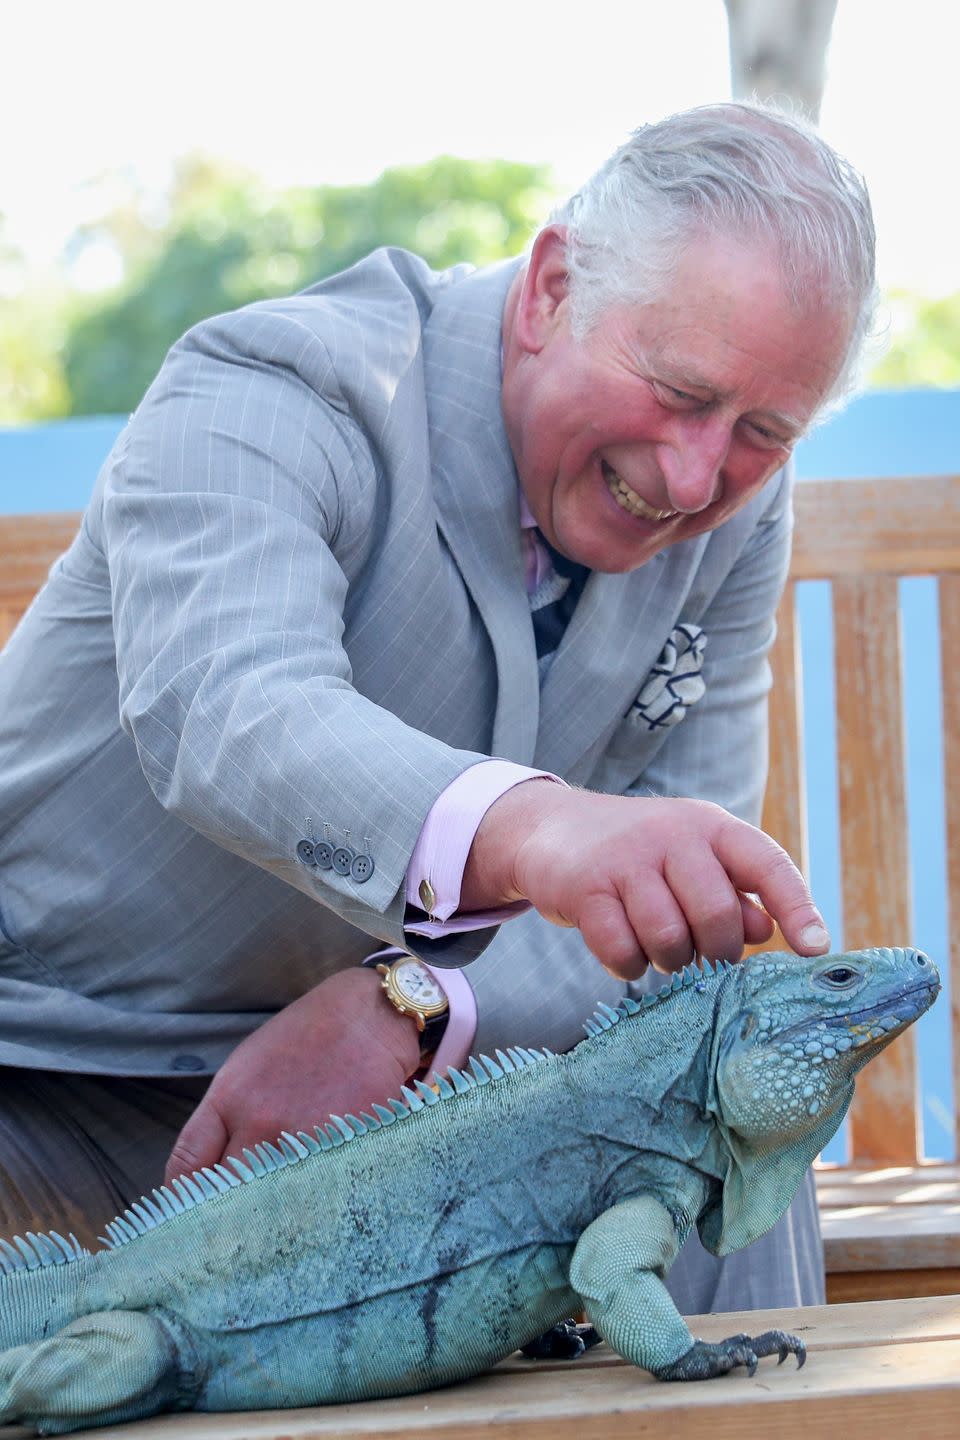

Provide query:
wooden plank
left=821, top=1202, right=960, bottom=1271
left=816, top=1162, right=960, bottom=1209
left=0, top=512, right=80, bottom=604
left=47, top=1300, right=960, bottom=1440
left=818, top=1177, right=960, bottom=1208
left=817, top=1161, right=960, bottom=1187
left=791, top=476, right=960, bottom=580
left=832, top=573, right=918, bottom=1165
left=827, top=1269, right=960, bottom=1304
left=816, top=1159, right=960, bottom=1179
left=763, top=580, right=808, bottom=878
left=939, top=573, right=960, bottom=1158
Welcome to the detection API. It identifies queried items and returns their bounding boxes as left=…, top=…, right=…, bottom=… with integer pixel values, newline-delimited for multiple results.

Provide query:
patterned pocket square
left=629, top=623, right=707, bottom=731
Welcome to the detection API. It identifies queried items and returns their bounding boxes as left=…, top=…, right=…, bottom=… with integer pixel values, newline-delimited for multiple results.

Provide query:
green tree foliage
left=60, top=155, right=554, bottom=416
left=868, top=290, right=960, bottom=389
left=0, top=215, right=71, bottom=422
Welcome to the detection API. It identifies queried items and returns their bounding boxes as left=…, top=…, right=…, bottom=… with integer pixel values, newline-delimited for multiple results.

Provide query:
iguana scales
left=0, top=945, right=939, bottom=1431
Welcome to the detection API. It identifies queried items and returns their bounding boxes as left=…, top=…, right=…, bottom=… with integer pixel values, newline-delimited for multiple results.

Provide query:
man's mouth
left=601, top=461, right=677, bottom=523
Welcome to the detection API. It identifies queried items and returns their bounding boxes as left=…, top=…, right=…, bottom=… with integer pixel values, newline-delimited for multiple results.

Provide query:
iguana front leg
left=569, top=1195, right=804, bottom=1381
left=0, top=1309, right=203, bottom=1434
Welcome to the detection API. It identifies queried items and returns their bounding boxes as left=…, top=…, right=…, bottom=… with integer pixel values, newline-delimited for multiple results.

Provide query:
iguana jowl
left=0, top=945, right=939, bottom=1430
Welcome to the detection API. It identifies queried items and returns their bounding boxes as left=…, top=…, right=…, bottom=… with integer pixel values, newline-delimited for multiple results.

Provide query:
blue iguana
left=0, top=945, right=939, bottom=1431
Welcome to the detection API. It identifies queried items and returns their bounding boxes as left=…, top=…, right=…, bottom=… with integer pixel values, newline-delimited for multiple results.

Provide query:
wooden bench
left=764, top=474, right=960, bottom=1301
left=4, top=1296, right=958, bottom=1439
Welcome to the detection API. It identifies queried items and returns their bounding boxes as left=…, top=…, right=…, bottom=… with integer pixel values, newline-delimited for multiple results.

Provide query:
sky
left=2, top=0, right=959, bottom=296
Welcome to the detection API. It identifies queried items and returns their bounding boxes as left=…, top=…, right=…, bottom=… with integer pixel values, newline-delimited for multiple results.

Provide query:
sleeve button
left=332, top=846, right=355, bottom=875
left=350, top=853, right=375, bottom=883
left=313, top=841, right=334, bottom=870
left=296, top=839, right=317, bottom=866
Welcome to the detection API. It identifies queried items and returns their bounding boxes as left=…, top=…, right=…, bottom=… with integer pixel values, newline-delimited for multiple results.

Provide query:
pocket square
left=629, top=623, right=707, bottom=731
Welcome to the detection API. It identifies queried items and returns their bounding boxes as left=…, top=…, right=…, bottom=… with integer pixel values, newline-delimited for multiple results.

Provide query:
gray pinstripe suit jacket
left=0, top=247, right=792, bottom=1078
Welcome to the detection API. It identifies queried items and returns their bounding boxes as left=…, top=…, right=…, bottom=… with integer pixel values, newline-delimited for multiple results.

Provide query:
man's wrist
left=460, top=776, right=567, bottom=911
left=363, top=953, right=449, bottom=1060
left=353, top=964, right=421, bottom=1049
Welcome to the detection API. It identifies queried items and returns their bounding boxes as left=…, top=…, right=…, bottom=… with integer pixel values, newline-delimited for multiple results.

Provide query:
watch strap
left=418, top=1008, right=449, bottom=1057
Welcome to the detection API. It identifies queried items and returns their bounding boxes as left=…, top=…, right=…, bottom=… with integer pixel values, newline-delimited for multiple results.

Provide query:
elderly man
left=0, top=102, right=874, bottom=1316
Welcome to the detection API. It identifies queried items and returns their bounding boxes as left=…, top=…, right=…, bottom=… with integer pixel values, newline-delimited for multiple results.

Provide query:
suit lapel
left=534, top=537, right=709, bottom=781
left=423, top=260, right=540, bottom=764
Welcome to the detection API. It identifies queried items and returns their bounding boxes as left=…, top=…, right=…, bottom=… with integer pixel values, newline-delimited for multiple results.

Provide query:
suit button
left=171, top=1054, right=206, bottom=1072
left=314, top=841, right=334, bottom=869
left=332, top=846, right=355, bottom=876
left=296, top=839, right=317, bottom=866
left=351, top=853, right=375, bottom=883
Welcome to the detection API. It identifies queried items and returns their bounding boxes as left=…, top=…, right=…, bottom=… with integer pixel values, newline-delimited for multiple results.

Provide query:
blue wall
left=3, top=390, right=959, bottom=1159
left=0, top=415, right=127, bottom=513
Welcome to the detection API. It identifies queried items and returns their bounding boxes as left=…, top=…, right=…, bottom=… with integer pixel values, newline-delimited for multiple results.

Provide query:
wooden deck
left=5, top=1295, right=957, bottom=1439
left=819, top=1162, right=960, bottom=1302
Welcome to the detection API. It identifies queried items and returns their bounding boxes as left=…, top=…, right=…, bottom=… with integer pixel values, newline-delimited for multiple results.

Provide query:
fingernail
left=800, top=922, right=830, bottom=950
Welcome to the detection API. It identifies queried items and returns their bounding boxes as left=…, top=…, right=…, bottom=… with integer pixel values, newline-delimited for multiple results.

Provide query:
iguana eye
left=821, top=966, right=859, bottom=988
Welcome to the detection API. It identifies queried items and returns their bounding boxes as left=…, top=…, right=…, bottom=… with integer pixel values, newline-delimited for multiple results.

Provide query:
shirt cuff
left=404, top=760, right=566, bottom=935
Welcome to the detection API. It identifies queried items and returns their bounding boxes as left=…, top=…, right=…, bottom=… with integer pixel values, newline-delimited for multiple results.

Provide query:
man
left=0, top=102, right=875, bottom=1315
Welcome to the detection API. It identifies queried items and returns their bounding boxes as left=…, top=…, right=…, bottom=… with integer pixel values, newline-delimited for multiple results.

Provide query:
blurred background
left=2, top=0, right=959, bottom=423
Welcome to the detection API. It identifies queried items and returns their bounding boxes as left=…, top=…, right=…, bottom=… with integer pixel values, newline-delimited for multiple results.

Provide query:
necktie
left=524, top=530, right=591, bottom=666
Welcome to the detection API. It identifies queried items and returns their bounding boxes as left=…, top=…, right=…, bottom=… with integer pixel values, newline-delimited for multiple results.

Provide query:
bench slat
left=939, top=574, right=960, bottom=1159
left=764, top=580, right=808, bottom=878
left=832, top=573, right=918, bottom=1165
left=821, top=1202, right=960, bottom=1271
left=791, top=476, right=960, bottom=578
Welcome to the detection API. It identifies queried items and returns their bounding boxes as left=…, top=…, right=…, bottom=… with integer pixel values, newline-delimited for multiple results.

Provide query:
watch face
left=392, top=958, right=446, bottom=1011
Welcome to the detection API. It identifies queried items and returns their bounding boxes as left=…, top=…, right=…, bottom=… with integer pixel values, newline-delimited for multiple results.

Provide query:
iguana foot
left=655, top=1329, right=806, bottom=1381
left=521, top=1319, right=603, bottom=1360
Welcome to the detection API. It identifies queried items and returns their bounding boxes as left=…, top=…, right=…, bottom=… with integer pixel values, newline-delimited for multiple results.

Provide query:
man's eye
left=743, top=419, right=791, bottom=450
left=653, top=382, right=700, bottom=408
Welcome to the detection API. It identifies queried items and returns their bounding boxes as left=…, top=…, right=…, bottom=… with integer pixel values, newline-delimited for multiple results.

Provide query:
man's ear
left=514, top=225, right=570, bottom=354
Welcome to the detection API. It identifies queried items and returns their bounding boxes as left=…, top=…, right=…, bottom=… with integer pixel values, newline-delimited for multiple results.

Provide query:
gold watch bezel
left=376, top=958, right=448, bottom=1032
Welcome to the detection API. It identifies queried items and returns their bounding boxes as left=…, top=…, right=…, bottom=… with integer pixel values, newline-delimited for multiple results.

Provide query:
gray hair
left=552, top=102, right=877, bottom=409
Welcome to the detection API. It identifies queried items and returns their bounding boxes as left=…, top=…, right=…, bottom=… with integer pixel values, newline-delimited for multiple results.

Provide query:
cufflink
left=418, top=878, right=438, bottom=918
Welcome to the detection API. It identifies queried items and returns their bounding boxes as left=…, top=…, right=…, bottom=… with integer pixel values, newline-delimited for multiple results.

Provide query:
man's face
left=501, top=226, right=852, bottom=573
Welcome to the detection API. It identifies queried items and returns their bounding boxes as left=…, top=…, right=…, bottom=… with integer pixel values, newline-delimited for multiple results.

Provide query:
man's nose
left=660, top=417, right=731, bottom=513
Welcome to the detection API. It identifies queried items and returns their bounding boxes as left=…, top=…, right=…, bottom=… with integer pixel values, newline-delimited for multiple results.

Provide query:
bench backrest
left=765, top=475, right=960, bottom=1166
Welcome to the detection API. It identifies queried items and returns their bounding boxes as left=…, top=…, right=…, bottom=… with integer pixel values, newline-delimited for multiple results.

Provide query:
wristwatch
left=376, top=956, right=450, bottom=1057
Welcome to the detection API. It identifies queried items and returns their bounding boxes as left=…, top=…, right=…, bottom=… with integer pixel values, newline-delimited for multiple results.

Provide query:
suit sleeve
left=96, top=308, right=493, bottom=959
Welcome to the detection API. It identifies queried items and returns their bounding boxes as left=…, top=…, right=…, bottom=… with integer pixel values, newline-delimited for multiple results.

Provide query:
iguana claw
left=656, top=1329, right=806, bottom=1381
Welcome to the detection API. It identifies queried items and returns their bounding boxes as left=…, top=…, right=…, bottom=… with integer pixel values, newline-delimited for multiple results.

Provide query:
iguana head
left=697, top=945, right=939, bottom=1255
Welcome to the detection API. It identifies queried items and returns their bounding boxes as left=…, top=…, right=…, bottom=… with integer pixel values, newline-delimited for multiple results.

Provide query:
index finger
left=715, top=820, right=830, bottom=955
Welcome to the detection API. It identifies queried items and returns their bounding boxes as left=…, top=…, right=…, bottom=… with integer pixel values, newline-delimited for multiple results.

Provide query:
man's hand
left=164, top=968, right=419, bottom=1187
left=462, top=782, right=829, bottom=980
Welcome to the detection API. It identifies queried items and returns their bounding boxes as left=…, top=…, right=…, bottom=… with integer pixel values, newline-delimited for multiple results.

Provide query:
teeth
left=603, top=464, right=677, bottom=522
